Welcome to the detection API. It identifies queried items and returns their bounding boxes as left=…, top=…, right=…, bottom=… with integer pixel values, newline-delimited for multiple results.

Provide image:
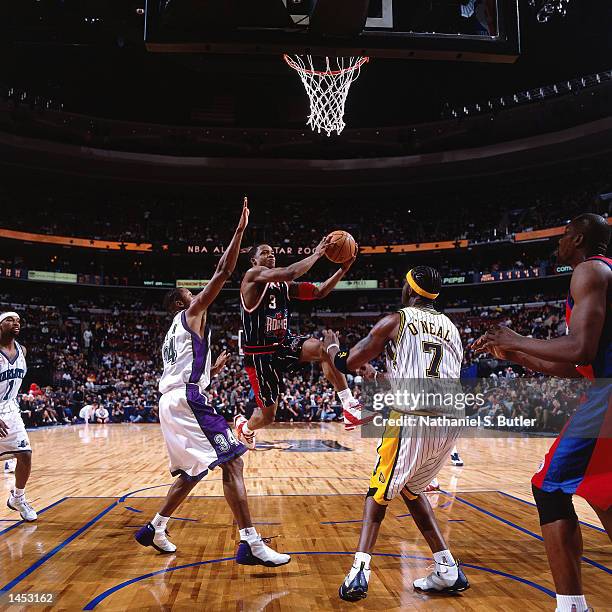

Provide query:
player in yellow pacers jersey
left=323, top=266, right=470, bottom=602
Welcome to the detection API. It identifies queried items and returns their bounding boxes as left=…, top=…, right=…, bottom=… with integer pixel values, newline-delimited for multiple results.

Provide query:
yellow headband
left=406, top=270, right=439, bottom=300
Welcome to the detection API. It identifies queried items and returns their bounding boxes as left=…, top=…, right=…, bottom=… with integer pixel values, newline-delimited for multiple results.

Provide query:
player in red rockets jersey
left=236, top=238, right=364, bottom=448
left=475, top=213, right=612, bottom=612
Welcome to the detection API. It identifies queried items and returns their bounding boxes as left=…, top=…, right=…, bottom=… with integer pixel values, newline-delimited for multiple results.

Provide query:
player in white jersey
left=323, top=266, right=470, bottom=602
left=135, top=199, right=289, bottom=567
left=0, top=311, right=37, bottom=521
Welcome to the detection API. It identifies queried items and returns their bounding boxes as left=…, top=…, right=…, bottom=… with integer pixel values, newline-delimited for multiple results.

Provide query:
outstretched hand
left=472, top=326, right=523, bottom=359
left=211, top=350, right=231, bottom=375
left=322, top=329, right=340, bottom=350
left=315, top=235, right=332, bottom=258
left=482, top=325, right=524, bottom=352
left=472, top=334, right=506, bottom=359
left=341, top=245, right=358, bottom=272
left=237, top=197, right=249, bottom=232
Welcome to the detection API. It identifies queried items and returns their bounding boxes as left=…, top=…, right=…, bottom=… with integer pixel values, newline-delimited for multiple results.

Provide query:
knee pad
left=531, top=484, right=578, bottom=526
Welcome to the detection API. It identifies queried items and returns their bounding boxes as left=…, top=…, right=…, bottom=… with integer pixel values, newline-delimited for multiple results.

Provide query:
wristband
left=297, top=282, right=317, bottom=301
left=326, top=343, right=340, bottom=354
left=333, top=349, right=353, bottom=375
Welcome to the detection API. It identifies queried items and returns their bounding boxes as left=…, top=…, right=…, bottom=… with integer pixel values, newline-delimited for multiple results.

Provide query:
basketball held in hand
left=325, top=230, right=357, bottom=264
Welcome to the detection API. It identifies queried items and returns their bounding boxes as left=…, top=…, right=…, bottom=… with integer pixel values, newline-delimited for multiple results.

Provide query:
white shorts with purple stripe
left=159, top=384, right=247, bottom=481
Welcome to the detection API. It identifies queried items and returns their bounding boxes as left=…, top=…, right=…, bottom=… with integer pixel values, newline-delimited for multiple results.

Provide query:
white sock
left=433, top=549, right=457, bottom=576
left=338, top=388, right=357, bottom=410
left=152, top=513, right=170, bottom=531
left=243, top=423, right=254, bottom=436
left=451, top=446, right=458, bottom=455
left=239, top=527, right=259, bottom=543
left=14, top=487, right=25, bottom=498
left=345, top=552, right=371, bottom=583
left=556, top=594, right=588, bottom=612
left=354, top=551, right=371, bottom=569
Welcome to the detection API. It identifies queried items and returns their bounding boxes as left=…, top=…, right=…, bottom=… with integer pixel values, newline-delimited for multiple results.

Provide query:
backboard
left=145, top=0, right=520, bottom=63
left=282, top=0, right=394, bottom=30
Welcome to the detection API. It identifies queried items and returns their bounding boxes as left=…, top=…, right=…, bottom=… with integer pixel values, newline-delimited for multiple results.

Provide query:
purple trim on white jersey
left=181, top=311, right=209, bottom=385
left=185, top=384, right=248, bottom=466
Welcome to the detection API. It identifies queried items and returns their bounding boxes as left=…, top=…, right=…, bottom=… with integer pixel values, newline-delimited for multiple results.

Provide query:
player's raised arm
left=245, top=236, right=331, bottom=284
left=290, top=249, right=357, bottom=300
left=481, top=260, right=608, bottom=366
left=186, top=197, right=249, bottom=319
left=322, top=313, right=399, bottom=374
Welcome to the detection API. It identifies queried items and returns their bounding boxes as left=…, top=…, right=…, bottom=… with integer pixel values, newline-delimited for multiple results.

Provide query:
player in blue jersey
left=476, top=213, right=612, bottom=612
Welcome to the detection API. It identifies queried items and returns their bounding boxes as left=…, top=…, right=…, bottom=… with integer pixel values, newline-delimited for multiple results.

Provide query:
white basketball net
left=284, top=55, right=369, bottom=137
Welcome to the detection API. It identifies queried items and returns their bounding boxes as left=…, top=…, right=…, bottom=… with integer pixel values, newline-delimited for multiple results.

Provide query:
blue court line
left=117, top=477, right=373, bottom=503
left=0, top=501, right=117, bottom=594
left=0, top=497, right=68, bottom=537
left=440, top=490, right=611, bottom=575
left=111, top=493, right=367, bottom=499
left=497, top=491, right=607, bottom=534
left=0, top=519, right=19, bottom=522
left=447, top=519, right=466, bottom=523
left=324, top=503, right=455, bottom=524
left=83, top=550, right=555, bottom=609
left=125, top=506, right=143, bottom=513
left=119, top=484, right=174, bottom=503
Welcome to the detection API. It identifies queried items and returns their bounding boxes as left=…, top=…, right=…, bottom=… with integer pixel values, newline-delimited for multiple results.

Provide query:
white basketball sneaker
left=342, top=401, right=374, bottom=431
left=413, top=561, right=470, bottom=593
left=234, top=415, right=256, bottom=450
left=450, top=451, right=464, bottom=466
left=236, top=536, right=291, bottom=567
left=7, top=491, right=38, bottom=522
left=134, top=522, right=177, bottom=553
left=424, top=478, right=440, bottom=492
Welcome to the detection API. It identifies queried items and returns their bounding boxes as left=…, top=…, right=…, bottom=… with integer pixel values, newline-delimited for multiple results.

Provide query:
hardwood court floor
left=1, top=423, right=611, bottom=611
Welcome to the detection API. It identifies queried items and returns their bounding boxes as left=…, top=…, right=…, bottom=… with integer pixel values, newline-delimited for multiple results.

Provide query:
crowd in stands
left=1, top=168, right=609, bottom=251
left=1, top=293, right=581, bottom=434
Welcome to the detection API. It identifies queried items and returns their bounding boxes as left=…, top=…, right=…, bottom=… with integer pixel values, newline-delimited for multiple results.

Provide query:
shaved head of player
left=556, top=213, right=611, bottom=267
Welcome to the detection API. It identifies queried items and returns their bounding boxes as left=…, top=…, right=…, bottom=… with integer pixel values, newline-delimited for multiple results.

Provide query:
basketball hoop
left=283, top=55, right=369, bottom=137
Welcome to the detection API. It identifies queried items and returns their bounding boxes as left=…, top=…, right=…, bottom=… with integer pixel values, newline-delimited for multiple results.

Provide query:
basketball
left=325, top=230, right=357, bottom=263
